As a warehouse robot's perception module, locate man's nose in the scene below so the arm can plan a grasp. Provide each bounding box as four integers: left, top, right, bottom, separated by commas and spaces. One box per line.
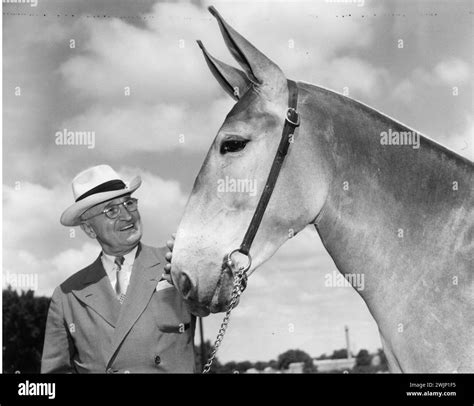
119, 206, 133, 220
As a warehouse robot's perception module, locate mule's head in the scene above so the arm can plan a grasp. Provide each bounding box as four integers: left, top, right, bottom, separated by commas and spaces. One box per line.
171, 7, 331, 315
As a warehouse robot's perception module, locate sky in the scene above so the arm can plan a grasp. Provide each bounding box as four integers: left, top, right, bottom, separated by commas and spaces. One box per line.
2, 0, 472, 363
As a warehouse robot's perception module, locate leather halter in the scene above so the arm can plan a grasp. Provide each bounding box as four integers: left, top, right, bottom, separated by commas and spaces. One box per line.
223, 79, 300, 281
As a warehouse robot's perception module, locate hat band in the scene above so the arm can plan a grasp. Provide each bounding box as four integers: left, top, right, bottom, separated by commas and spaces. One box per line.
75, 179, 126, 202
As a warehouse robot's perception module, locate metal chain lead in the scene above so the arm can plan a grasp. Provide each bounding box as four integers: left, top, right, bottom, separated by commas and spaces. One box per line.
202, 266, 248, 374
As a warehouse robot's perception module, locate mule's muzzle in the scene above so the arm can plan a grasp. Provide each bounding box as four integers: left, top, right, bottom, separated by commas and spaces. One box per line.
173, 266, 233, 314
172, 250, 250, 315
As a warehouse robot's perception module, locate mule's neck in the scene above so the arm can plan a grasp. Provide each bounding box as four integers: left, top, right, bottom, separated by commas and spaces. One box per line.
300, 82, 473, 317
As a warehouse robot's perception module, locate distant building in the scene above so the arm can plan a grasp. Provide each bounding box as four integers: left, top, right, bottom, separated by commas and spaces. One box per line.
313, 325, 356, 372
263, 366, 280, 373
313, 358, 356, 372
245, 326, 365, 374
244, 366, 281, 374
286, 362, 304, 373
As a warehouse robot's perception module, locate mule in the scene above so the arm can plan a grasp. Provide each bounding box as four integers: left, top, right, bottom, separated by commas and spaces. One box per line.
171, 6, 474, 372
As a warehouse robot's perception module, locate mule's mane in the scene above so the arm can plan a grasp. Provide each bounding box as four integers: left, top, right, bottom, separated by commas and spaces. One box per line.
297, 80, 473, 167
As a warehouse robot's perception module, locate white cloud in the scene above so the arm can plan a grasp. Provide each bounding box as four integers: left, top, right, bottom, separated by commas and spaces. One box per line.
320, 56, 389, 101
54, 0, 385, 160
434, 58, 470, 85
211, 0, 375, 60
3, 181, 72, 256
3, 243, 98, 297
440, 116, 474, 161
389, 65, 472, 161
392, 77, 416, 102
61, 99, 232, 156
392, 59, 471, 103
58, 12, 220, 104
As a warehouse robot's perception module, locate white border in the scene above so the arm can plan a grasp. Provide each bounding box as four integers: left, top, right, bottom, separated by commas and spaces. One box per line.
0, 0, 4, 374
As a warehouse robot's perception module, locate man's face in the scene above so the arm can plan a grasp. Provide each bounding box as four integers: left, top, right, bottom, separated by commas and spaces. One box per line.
81, 194, 143, 255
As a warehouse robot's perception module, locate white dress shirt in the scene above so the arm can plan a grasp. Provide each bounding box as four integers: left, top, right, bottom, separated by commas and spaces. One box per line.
101, 245, 139, 294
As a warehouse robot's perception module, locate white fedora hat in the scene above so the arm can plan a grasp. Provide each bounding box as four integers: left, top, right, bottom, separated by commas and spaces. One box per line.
60, 165, 141, 227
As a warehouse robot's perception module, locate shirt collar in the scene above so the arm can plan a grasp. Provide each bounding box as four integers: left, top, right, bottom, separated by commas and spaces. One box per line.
101, 244, 139, 269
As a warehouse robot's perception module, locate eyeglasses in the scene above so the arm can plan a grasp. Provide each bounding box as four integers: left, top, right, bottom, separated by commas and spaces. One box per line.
82, 198, 138, 221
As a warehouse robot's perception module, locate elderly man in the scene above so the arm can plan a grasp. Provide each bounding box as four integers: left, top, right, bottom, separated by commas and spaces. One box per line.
41, 165, 195, 373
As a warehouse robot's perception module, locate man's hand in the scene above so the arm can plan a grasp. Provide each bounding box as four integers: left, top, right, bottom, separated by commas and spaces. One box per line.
162, 233, 175, 284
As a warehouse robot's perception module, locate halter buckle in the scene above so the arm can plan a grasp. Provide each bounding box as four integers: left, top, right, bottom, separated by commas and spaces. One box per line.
285, 107, 300, 126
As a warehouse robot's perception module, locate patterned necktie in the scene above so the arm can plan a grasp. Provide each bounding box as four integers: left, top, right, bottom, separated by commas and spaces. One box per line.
114, 256, 126, 303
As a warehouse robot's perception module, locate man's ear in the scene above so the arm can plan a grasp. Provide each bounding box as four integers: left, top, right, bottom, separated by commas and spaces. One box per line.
80, 222, 97, 239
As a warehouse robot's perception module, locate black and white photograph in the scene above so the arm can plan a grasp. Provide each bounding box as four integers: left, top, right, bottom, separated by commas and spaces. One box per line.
1, 0, 473, 401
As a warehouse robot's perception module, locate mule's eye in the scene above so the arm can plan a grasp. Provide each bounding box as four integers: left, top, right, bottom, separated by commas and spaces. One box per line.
220, 139, 249, 154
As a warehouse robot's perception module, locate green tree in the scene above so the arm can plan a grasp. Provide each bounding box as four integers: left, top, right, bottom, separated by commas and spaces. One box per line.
220, 361, 238, 374
351, 349, 378, 373
376, 348, 389, 371
3, 287, 50, 373
330, 348, 349, 359
254, 361, 268, 371
355, 349, 372, 366
277, 349, 316, 373
235, 360, 253, 373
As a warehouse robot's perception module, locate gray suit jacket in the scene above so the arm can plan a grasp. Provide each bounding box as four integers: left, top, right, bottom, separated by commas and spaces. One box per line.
41, 244, 196, 373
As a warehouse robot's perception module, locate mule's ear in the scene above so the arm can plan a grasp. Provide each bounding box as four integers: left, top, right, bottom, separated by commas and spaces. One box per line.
208, 6, 286, 95
197, 40, 251, 101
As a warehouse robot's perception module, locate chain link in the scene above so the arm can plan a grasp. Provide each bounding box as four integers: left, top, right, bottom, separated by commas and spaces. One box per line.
202, 266, 248, 374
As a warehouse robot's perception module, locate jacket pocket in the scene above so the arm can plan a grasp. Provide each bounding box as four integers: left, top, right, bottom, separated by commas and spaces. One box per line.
153, 287, 192, 333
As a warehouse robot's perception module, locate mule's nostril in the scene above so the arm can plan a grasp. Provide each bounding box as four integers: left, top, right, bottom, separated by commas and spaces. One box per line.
179, 273, 193, 299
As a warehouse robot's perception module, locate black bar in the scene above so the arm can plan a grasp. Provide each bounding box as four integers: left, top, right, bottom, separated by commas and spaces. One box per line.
0, 373, 472, 404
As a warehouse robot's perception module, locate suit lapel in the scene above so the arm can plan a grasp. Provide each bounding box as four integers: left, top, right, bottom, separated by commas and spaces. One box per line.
107, 245, 162, 365
71, 256, 121, 327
